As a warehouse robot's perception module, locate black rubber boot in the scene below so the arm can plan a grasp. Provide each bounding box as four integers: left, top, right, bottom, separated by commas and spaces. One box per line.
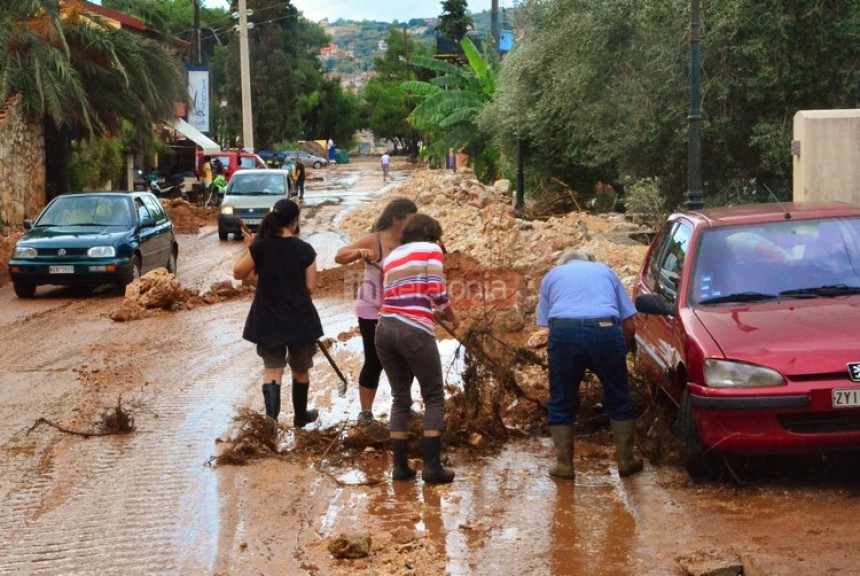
421, 436, 455, 484
261, 382, 280, 420
547, 425, 575, 479
391, 439, 417, 481
292, 379, 318, 428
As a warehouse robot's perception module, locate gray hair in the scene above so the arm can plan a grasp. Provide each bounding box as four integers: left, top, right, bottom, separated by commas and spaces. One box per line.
557, 249, 595, 266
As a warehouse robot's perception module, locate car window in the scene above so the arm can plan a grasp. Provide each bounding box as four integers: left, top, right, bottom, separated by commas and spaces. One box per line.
645, 222, 691, 304
39, 196, 131, 227
214, 156, 233, 169
691, 217, 860, 304
239, 156, 258, 168
141, 195, 166, 221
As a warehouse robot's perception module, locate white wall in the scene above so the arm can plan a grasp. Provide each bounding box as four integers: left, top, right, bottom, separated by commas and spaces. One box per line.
793, 109, 860, 204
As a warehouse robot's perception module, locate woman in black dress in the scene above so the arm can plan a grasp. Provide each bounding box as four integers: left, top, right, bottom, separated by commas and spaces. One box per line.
233, 199, 323, 428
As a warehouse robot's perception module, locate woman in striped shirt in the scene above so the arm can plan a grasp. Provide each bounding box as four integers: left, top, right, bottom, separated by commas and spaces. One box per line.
375, 214, 460, 484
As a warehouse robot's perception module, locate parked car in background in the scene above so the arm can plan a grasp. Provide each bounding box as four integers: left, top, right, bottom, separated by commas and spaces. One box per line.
218, 169, 291, 241
196, 150, 267, 181
8, 191, 178, 298
633, 202, 860, 479
282, 150, 328, 169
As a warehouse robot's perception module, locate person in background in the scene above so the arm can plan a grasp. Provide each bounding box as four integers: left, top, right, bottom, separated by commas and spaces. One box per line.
292, 157, 306, 199
282, 156, 296, 197
233, 199, 323, 430
536, 249, 643, 480
213, 158, 225, 177
381, 152, 391, 182
334, 198, 419, 426
202, 156, 213, 197
375, 214, 459, 484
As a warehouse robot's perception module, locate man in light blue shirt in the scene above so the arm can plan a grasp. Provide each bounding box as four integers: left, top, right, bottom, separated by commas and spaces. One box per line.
536, 249, 643, 480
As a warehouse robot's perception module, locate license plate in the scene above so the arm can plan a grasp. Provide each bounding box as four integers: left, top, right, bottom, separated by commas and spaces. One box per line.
49, 265, 74, 274
832, 388, 860, 408
243, 218, 261, 225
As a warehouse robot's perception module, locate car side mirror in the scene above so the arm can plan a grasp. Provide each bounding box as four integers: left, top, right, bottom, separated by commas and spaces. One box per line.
635, 293, 675, 316
23, 219, 33, 230
139, 217, 157, 229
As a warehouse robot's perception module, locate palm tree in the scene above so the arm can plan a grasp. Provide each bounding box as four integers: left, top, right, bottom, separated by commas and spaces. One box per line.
0, 0, 187, 197
404, 37, 498, 180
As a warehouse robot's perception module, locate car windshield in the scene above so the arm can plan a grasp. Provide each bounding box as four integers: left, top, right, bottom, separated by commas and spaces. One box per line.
691, 217, 860, 305
227, 174, 286, 195
36, 196, 132, 227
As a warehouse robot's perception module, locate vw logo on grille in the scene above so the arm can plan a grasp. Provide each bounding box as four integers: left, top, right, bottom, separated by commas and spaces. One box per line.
849, 362, 860, 382
57, 249, 66, 256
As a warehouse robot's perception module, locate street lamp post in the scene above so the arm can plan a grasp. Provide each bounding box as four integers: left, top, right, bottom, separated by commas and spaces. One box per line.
685, 0, 703, 210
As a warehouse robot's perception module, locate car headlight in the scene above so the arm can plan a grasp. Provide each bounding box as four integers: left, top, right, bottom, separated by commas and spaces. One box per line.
88, 246, 116, 257
221, 205, 234, 215
704, 359, 786, 388
13, 246, 37, 258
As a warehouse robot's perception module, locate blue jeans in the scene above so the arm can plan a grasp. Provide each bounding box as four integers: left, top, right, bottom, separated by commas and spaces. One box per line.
546, 323, 638, 425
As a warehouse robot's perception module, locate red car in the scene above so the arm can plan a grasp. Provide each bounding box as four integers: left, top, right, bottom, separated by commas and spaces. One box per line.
634, 202, 860, 479
196, 150, 267, 181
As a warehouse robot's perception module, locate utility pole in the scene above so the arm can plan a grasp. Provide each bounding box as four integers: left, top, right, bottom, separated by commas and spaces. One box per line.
193, 0, 201, 64
237, 0, 254, 151
685, 0, 703, 209
491, 0, 500, 56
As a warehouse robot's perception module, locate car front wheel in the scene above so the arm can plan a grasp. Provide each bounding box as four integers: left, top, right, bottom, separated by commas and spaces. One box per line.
166, 247, 178, 275
218, 230, 228, 241
131, 253, 142, 282
13, 282, 36, 298
678, 390, 724, 481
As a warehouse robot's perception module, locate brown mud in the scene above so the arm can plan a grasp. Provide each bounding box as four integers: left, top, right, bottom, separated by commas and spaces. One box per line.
0, 157, 857, 575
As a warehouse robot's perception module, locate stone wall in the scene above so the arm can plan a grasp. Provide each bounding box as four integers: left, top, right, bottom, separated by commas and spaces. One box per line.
0, 97, 45, 234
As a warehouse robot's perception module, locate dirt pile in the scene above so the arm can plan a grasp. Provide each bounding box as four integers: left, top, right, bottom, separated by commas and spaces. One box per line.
339, 168, 649, 324
0, 229, 23, 286
111, 268, 251, 322
161, 198, 215, 234
338, 167, 654, 451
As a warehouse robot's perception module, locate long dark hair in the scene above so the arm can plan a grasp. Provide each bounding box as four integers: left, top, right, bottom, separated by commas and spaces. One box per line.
255, 199, 300, 242
371, 197, 418, 232
400, 213, 443, 244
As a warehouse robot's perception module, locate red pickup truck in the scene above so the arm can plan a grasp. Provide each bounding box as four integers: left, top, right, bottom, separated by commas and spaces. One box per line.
196, 150, 267, 181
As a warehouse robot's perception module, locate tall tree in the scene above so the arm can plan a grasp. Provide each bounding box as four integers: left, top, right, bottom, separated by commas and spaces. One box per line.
363, 28, 430, 155
436, 0, 474, 42
0, 0, 187, 196
482, 0, 860, 206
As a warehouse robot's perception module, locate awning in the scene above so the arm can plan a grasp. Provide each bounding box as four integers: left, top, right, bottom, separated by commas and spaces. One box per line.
170, 118, 221, 154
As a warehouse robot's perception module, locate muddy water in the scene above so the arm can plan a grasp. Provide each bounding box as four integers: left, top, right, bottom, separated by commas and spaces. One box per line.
2, 161, 860, 575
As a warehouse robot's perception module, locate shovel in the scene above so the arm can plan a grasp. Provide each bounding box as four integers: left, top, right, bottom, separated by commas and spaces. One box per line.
318, 339, 349, 397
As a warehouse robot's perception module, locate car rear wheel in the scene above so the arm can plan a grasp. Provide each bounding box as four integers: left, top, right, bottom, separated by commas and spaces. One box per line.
13, 282, 36, 299
677, 390, 724, 481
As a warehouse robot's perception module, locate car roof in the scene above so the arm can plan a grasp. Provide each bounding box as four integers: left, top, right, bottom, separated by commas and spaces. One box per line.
675, 201, 860, 228
229, 169, 278, 176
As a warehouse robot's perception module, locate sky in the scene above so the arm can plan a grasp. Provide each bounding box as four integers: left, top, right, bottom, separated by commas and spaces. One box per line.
203, 0, 499, 24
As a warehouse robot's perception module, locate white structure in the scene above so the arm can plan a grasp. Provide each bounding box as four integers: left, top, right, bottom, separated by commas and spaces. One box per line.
793, 109, 860, 204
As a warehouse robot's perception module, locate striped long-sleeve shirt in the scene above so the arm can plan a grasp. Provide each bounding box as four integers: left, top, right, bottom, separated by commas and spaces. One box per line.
379, 241, 450, 335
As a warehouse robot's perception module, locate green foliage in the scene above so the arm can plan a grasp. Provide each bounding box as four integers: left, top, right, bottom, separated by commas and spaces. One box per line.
482, 0, 860, 206
69, 138, 124, 192
405, 37, 499, 181
623, 177, 671, 230
436, 0, 475, 42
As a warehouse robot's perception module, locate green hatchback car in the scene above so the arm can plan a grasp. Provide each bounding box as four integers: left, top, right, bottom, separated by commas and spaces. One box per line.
8, 191, 178, 298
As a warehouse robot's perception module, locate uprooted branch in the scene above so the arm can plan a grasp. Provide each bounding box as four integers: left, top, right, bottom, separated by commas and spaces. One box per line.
27, 397, 136, 437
